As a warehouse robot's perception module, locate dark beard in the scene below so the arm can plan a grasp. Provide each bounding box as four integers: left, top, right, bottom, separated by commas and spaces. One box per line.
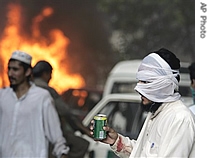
141, 101, 162, 113
10, 84, 18, 91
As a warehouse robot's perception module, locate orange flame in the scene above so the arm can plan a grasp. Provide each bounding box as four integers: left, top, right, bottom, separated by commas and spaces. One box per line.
0, 3, 85, 94
72, 89, 88, 107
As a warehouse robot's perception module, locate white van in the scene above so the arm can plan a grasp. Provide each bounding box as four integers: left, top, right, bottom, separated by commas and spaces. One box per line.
102, 60, 193, 106
77, 93, 146, 158
103, 60, 140, 97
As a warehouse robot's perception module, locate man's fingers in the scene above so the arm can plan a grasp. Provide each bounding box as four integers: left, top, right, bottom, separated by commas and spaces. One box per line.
103, 126, 109, 131
103, 126, 115, 133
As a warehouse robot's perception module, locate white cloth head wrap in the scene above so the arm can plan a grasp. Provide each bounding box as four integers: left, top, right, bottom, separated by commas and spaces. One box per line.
134, 53, 181, 102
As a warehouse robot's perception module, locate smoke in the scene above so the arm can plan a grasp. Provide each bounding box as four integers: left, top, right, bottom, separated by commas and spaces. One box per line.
0, 0, 116, 89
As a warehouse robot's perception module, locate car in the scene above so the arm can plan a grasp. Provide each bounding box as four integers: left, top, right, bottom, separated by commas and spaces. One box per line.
75, 93, 146, 158
61, 88, 103, 120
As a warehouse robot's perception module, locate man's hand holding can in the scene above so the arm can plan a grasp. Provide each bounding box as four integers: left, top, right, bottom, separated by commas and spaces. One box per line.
90, 114, 118, 145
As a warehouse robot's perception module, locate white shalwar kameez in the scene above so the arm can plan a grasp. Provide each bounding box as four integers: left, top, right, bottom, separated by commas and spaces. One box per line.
111, 100, 195, 158
0, 83, 69, 158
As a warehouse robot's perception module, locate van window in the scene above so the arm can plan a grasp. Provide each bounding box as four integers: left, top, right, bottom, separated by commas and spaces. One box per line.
98, 101, 146, 139
111, 82, 137, 94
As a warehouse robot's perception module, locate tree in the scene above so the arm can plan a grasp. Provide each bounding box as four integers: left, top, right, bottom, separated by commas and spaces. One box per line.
96, 0, 195, 61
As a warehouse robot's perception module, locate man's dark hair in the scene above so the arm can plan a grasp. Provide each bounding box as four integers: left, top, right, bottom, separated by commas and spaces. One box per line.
9, 59, 32, 71
153, 48, 181, 82
188, 62, 195, 84
33, 60, 53, 77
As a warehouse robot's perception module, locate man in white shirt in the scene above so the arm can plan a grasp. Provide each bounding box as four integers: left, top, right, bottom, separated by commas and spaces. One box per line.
90, 48, 195, 158
188, 62, 195, 114
0, 50, 69, 158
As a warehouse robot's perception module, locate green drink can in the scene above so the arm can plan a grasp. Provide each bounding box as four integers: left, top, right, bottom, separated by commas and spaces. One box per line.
93, 114, 107, 140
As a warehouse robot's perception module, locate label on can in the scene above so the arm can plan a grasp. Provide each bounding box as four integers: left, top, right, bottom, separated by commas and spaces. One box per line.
93, 114, 107, 140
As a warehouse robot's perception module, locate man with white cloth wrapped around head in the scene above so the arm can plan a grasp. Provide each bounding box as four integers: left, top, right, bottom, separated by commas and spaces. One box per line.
90, 48, 195, 158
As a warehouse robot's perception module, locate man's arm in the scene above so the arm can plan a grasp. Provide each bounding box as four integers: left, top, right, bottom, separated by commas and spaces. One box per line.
42, 94, 70, 158
60, 154, 68, 158
110, 134, 136, 158
90, 121, 136, 158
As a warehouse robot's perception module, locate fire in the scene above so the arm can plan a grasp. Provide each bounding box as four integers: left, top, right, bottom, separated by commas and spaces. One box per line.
72, 89, 88, 107
0, 3, 85, 94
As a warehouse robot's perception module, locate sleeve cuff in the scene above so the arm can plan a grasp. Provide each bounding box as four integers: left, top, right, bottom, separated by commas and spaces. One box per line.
110, 134, 120, 150
58, 146, 70, 158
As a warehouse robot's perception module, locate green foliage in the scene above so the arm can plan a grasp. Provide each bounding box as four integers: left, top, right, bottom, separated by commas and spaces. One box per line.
96, 0, 195, 61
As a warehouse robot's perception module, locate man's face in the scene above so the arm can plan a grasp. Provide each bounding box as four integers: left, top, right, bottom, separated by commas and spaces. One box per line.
42, 71, 52, 84
139, 93, 154, 112
8, 60, 27, 88
138, 81, 154, 112
191, 79, 195, 90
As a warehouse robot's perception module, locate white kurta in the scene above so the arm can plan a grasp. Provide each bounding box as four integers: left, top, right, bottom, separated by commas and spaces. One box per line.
111, 100, 195, 158
0, 83, 69, 158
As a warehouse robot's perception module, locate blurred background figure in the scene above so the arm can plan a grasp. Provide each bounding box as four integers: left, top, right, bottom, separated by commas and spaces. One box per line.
188, 62, 195, 114
33, 60, 90, 158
